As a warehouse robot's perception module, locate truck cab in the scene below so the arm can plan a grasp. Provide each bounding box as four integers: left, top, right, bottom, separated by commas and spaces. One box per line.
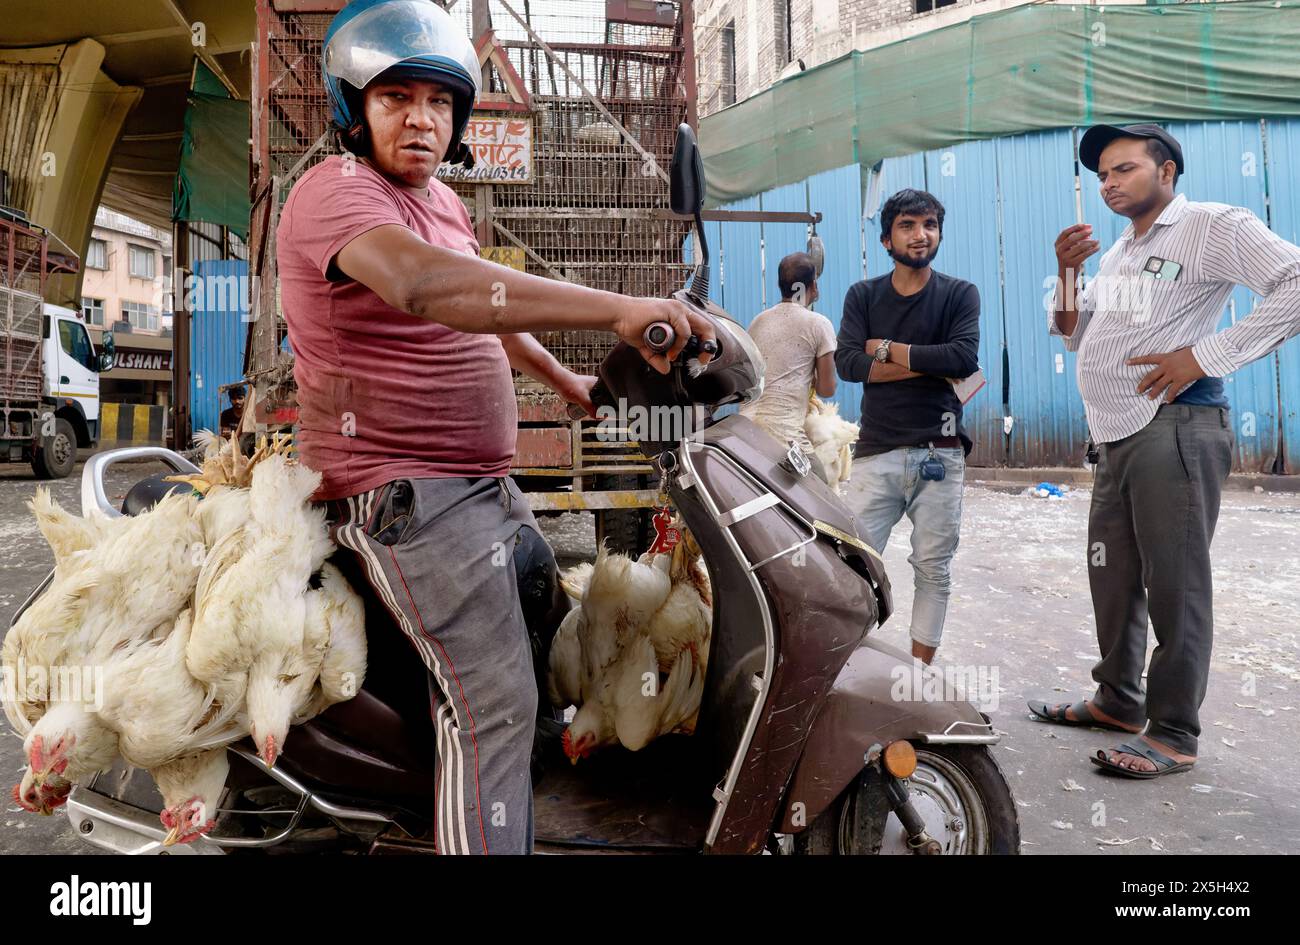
17, 305, 113, 478
37, 304, 115, 476
43, 303, 103, 419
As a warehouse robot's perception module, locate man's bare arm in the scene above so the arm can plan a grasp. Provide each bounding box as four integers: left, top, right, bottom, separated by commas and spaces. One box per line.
868, 361, 924, 383
813, 352, 837, 398
1053, 224, 1100, 337
500, 333, 594, 411
334, 224, 713, 373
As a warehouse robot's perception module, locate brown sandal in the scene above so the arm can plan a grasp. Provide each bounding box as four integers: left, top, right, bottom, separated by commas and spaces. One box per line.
1027, 699, 1141, 734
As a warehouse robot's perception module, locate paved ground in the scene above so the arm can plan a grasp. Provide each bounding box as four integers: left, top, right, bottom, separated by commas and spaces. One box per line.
2, 459, 1298, 854
839, 473, 1300, 856
545, 473, 1300, 855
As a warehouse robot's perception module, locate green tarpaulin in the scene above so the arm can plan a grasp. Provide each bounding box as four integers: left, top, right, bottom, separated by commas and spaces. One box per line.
173, 61, 250, 235
700, 1, 1300, 206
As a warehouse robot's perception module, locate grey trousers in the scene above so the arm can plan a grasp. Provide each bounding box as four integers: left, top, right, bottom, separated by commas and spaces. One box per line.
1087, 405, 1233, 756
327, 476, 539, 854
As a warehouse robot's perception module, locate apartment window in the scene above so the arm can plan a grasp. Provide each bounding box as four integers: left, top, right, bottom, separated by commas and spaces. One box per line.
81, 297, 105, 326
122, 300, 160, 332
915, 0, 958, 14
777, 0, 792, 65
128, 243, 156, 279
86, 238, 107, 270
721, 20, 736, 107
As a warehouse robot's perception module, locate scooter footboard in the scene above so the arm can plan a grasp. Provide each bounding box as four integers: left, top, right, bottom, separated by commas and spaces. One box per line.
777, 637, 998, 834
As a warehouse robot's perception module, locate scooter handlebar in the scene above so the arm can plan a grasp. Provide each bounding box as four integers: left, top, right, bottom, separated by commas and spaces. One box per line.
643, 321, 676, 353
643, 320, 719, 361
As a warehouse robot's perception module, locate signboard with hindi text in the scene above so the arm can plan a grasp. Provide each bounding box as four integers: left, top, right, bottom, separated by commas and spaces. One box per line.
438, 116, 533, 184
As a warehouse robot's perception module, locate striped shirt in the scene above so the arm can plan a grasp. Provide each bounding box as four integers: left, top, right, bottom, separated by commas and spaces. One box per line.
1050, 193, 1300, 443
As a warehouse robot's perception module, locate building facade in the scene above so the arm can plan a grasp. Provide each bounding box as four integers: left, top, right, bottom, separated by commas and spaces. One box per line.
693, 0, 1148, 118
80, 207, 174, 408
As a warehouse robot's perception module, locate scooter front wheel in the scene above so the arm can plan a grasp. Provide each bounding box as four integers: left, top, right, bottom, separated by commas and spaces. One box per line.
794, 745, 1020, 855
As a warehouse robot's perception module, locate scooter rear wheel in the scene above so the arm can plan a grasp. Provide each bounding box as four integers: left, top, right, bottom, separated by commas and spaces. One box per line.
793, 745, 1019, 855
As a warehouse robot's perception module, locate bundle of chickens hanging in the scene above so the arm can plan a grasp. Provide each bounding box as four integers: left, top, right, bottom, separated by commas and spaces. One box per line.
547, 510, 712, 763
805, 391, 859, 494
1, 430, 367, 846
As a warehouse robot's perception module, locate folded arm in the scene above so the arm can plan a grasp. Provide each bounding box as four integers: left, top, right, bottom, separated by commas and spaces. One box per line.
837, 286, 926, 383
904, 283, 981, 378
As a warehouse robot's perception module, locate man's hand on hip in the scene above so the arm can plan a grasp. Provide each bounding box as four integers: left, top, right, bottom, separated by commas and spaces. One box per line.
614, 298, 717, 375
1127, 347, 1207, 403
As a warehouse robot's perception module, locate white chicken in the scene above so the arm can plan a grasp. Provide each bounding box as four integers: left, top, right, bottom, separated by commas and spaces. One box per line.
5, 432, 368, 844
186, 454, 336, 767
551, 527, 712, 762
293, 563, 370, 723
545, 606, 584, 712
7, 487, 205, 809
153, 749, 232, 846
81, 607, 244, 844
805, 392, 859, 493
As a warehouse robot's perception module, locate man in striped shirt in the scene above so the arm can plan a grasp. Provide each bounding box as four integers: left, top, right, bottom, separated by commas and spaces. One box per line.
1029, 124, 1300, 779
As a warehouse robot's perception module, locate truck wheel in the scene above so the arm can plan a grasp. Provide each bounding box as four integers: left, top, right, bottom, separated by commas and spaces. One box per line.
793, 745, 1020, 855
31, 418, 77, 479
593, 474, 653, 556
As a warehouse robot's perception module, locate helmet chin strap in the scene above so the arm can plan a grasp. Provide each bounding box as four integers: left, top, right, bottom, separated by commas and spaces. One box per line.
346, 121, 368, 155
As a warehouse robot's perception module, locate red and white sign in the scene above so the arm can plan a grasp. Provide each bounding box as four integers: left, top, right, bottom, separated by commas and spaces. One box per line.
438, 116, 533, 184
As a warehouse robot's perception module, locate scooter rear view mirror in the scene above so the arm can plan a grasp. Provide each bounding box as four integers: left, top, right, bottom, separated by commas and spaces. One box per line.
670, 123, 705, 216
670, 124, 711, 304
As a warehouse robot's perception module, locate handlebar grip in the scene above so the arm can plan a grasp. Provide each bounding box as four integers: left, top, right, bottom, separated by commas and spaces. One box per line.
643, 321, 676, 354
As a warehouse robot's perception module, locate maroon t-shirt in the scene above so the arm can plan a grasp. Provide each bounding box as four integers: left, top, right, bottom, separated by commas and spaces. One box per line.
277, 156, 517, 500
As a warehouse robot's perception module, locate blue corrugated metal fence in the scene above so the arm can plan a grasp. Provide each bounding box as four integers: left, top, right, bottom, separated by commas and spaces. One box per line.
189, 259, 250, 437
706, 119, 1300, 472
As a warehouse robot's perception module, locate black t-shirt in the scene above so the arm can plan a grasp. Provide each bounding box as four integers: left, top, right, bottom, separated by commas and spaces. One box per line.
834, 270, 981, 457
219, 406, 241, 433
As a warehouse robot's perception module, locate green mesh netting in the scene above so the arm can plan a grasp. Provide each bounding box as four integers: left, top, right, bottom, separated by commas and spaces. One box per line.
701, 1, 1300, 206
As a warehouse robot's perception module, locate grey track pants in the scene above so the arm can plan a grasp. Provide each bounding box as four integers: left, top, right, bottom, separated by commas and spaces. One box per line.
326, 476, 539, 854
1087, 404, 1233, 756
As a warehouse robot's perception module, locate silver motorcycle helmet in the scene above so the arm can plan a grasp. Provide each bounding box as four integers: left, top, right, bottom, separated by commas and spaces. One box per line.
323, 0, 481, 161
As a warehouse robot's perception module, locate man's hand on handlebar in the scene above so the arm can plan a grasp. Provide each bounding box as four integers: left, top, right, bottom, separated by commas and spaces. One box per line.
615, 298, 717, 375
557, 371, 598, 419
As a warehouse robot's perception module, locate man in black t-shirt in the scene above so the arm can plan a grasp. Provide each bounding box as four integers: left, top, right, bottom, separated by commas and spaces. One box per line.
835, 189, 980, 664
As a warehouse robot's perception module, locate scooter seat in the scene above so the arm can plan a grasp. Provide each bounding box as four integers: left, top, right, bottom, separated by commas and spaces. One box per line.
120, 472, 197, 515
312, 686, 434, 773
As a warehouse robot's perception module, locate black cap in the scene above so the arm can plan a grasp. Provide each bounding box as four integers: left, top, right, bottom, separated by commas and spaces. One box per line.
1078, 123, 1184, 175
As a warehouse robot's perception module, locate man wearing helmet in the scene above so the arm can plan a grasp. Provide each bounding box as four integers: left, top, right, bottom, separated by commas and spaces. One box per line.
276, 0, 714, 855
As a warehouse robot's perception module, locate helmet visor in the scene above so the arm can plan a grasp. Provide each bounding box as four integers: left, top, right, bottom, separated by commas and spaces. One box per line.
325, 0, 480, 96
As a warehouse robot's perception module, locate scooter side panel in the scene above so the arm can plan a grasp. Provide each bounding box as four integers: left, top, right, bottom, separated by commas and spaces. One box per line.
686, 442, 878, 854
704, 414, 862, 543
776, 638, 993, 834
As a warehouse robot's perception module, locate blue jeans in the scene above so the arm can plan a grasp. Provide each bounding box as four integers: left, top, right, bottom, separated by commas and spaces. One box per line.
846, 447, 965, 648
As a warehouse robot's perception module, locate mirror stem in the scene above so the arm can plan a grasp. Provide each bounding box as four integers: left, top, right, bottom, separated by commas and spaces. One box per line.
688, 209, 710, 304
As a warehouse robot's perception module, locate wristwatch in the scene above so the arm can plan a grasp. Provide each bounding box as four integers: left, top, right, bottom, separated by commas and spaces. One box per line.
873, 339, 893, 364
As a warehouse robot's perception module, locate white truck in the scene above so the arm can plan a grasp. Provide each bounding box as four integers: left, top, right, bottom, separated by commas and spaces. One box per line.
1, 212, 113, 478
